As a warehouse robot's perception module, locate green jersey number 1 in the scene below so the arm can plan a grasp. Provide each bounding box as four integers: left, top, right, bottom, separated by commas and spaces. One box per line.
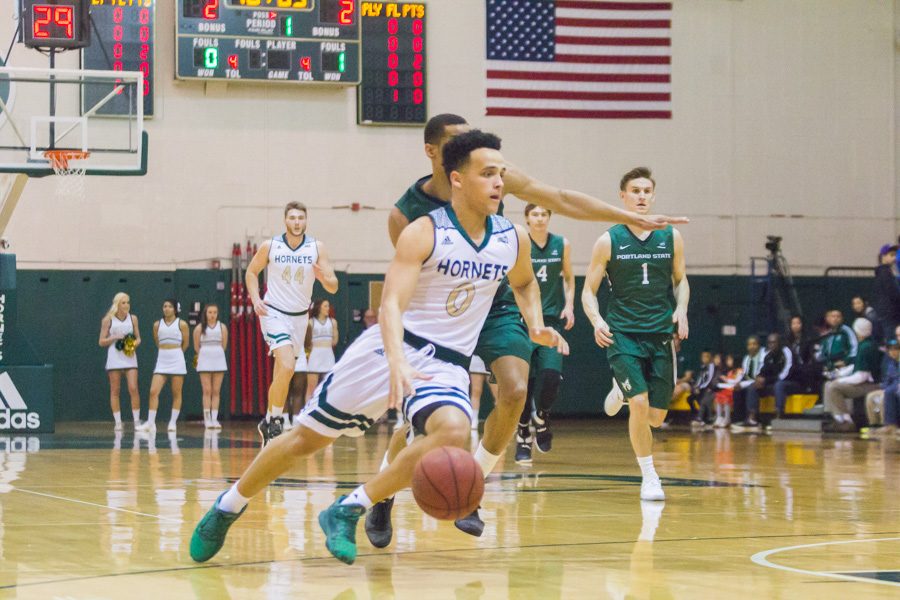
641, 263, 649, 285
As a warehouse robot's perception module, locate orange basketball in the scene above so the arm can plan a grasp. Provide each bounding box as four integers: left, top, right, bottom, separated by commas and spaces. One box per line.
412, 446, 485, 520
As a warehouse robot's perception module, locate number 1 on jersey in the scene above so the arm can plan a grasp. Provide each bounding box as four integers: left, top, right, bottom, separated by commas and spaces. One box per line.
641, 262, 649, 285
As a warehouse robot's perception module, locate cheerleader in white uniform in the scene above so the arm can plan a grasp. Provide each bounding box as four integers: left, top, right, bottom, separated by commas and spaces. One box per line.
147, 299, 190, 433
194, 303, 228, 429
305, 299, 338, 402
98, 292, 143, 431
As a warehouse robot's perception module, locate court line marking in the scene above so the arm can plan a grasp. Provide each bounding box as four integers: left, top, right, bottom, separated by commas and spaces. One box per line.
12, 488, 182, 523
4, 529, 900, 591
750, 536, 900, 588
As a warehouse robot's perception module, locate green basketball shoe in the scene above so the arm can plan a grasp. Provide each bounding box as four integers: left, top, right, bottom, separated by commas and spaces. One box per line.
190, 493, 247, 563
318, 496, 366, 565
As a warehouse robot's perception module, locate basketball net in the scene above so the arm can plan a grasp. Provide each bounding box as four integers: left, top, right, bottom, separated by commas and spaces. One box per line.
43, 149, 90, 200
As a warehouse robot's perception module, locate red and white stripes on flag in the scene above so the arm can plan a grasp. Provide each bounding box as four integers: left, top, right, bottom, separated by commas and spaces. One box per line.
485, 0, 672, 119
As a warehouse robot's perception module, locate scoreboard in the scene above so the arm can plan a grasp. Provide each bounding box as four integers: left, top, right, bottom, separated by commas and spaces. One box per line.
357, 2, 426, 126
82, 0, 155, 116
175, 0, 360, 84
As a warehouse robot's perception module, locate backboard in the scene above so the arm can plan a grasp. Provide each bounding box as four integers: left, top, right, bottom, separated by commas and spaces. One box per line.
0, 66, 147, 178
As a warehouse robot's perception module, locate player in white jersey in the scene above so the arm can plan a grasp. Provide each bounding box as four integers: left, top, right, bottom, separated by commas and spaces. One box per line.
245, 202, 339, 447
190, 130, 567, 565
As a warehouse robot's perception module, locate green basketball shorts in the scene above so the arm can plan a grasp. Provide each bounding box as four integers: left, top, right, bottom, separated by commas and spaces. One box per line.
606, 331, 675, 410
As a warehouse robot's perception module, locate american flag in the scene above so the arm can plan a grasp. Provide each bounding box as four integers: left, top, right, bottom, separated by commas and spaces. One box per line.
486, 0, 672, 119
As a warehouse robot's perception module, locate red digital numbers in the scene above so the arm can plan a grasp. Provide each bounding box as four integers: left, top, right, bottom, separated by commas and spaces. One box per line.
32, 5, 74, 39
204, 0, 219, 20
339, 0, 354, 25
382, 16, 424, 105
411, 18, 423, 105
299, 56, 312, 71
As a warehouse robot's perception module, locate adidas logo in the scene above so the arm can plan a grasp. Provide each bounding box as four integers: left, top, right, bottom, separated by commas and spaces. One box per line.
551, 249, 558, 256
373, 348, 386, 356
0, 373, 40, 430
498, 235, 509, 244
442, 236, 453, 246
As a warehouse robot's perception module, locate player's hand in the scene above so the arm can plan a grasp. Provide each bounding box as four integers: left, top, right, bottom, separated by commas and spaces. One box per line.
673, 308, 689, 340
252, 298, 268, 317
560, 306, 575, 330
313, 262, 324, 281
529, 327, 569, 356
592, 321, 614, 348
632, 213, 690, 230
388, 360, 433, 409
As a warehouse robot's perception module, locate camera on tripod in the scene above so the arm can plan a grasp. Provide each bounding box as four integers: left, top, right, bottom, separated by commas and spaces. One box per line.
765, 235, 782, 254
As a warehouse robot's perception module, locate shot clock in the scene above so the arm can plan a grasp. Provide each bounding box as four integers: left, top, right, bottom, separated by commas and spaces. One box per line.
19, 0, 92, 49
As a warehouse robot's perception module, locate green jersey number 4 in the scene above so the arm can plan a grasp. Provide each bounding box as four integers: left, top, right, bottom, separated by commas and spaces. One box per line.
536, 265, 548, 282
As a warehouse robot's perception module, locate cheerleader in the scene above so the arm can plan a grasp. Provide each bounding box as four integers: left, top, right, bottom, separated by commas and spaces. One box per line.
304, 299, 338, 402
98, 292, 143, 431
147, 299, 190, 433
194, 303, 229, 429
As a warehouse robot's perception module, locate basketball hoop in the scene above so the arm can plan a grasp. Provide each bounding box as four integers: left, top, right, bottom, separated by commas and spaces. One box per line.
43, 149, 90, 199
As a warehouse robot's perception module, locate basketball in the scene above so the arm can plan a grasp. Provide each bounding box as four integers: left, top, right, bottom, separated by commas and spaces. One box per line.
412, 446, 485, 520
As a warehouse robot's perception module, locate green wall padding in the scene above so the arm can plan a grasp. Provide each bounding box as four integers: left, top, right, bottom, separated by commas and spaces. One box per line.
16, 269, 874, 421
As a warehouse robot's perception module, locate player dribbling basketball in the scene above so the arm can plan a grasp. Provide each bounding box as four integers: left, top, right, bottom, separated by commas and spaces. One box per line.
189, 130, 567, 565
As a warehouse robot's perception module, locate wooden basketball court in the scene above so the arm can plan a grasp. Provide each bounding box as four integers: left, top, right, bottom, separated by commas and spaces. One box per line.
1, 421, 898, 598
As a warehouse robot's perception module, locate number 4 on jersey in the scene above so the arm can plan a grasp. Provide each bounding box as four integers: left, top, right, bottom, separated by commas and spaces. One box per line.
536, 265, 548, 282
281, 266, 305, 286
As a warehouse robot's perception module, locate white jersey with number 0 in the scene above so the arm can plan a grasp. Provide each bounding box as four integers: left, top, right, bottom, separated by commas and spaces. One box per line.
402, 207, 518, 356
264, 233, 318, 314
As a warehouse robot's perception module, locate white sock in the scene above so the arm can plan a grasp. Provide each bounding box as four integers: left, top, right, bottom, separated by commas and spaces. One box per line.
169, 409, 180, 424
271, 406, 284, 418
211, 409, 219, 422
148, 409, 157, 423
218, 484, 250, 514
113, 412, 122, 425
266, 410, 272, 422
203, 409, 211, 424
380, 452, 390, 472
637, 455, 657, 478
293, 412, 302, 424
473, 443, 501, 479
341, 485, 374, 509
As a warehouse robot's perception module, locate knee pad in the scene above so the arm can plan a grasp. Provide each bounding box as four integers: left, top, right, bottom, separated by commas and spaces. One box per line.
537, 369, 563, 411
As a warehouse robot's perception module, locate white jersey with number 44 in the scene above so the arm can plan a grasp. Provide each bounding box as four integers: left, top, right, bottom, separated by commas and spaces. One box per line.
264, 234, 317, 313
402, 207, 518, 356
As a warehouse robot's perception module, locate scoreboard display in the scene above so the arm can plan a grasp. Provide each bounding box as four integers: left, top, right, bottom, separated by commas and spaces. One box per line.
358, 2, 426, 126
82, 0, 155, 116
175, 0, 360, 84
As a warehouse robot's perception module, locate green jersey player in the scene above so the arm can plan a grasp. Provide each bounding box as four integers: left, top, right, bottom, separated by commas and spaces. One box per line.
514, 204, 574, 465
582, 167, 690, 502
